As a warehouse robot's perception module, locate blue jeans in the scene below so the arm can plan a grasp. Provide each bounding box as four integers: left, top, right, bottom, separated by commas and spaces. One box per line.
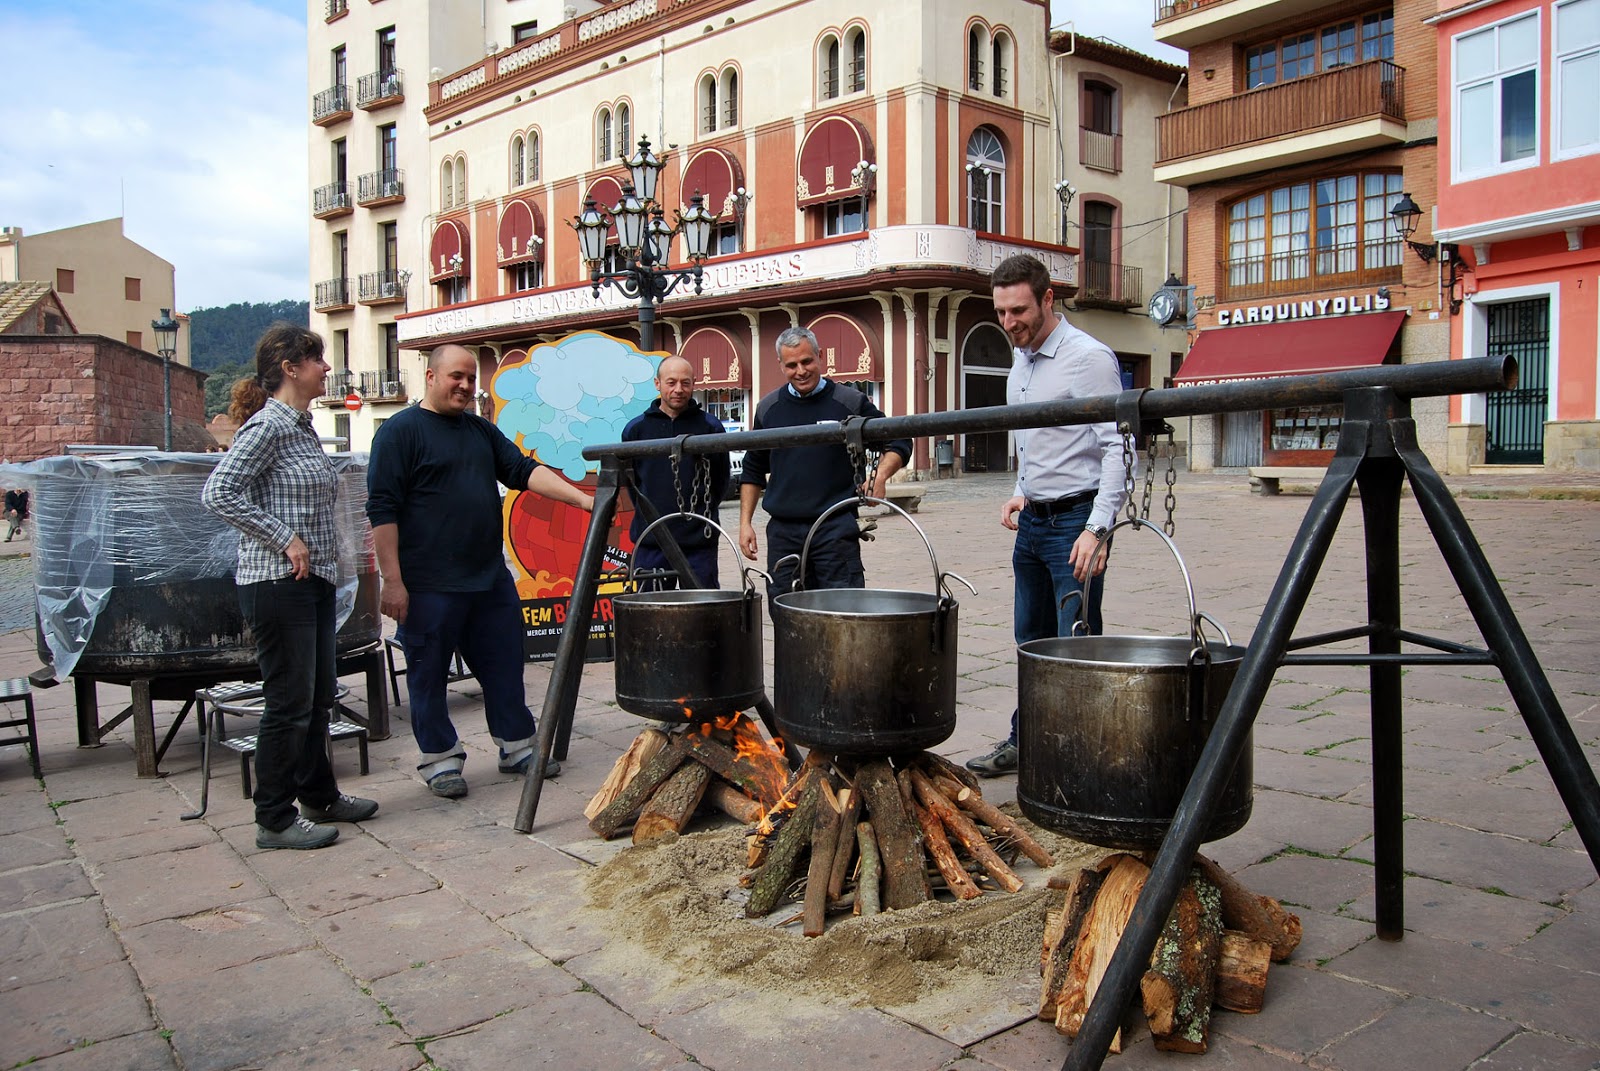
401, 568, 535, 779
1008, 504, 1105, 744
239, 577, 340, 831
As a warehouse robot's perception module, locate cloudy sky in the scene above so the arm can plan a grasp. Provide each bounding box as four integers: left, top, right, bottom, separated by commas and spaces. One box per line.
0, 1, 1180, 313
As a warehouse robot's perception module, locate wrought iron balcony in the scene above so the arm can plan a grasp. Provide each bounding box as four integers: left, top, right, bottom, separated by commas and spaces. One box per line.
356, 68, 404, 109
1156, 60, 1405, 183
1075, 260, 1142, 309
358, 369, 407, 402
312, 182, 352, 219
320, 369, 354, 404
357, 269, 406, 305
312, 84, 350, 126
325, 0, 347, 19
314, 277, 352, 311
356, 170, 404, 207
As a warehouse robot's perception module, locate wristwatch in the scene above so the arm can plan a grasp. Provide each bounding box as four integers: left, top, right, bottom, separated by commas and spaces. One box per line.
1085, 523, 1109, 540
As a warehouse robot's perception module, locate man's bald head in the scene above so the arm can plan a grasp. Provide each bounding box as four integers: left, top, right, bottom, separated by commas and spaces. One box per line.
656, 355, 695, 419
429, 343, 473, 372
423, 345, 477, 416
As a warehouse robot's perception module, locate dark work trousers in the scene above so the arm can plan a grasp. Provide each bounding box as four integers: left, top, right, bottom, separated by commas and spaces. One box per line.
632, 541, 720, 590
239, 576, 340, 832
765, 512, 865, 605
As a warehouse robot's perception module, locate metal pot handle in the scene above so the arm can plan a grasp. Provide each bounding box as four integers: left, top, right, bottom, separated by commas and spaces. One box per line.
1072, 519, 1227, 653
792, 494, 957, 600
627, 511, 767, 593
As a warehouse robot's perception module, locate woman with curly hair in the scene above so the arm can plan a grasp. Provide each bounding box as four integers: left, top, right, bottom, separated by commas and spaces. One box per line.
202, 323, 378, 849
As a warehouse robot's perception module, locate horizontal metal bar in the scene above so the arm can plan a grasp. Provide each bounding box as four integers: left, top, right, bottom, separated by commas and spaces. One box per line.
1280, 652, 1498, 666
583, 356, 1516, 461
1392, 628, 1487, 655
1286, 625, 1375, 649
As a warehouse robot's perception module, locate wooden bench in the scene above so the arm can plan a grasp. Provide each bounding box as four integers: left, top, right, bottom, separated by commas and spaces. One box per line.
1248, 467, 1328, 495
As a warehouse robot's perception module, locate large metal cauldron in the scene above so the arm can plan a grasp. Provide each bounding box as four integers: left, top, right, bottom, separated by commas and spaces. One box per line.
1017, 522, 1252, 850
612, 513, 765, 721
772, 497, 974, 756
27, 451, 379, 682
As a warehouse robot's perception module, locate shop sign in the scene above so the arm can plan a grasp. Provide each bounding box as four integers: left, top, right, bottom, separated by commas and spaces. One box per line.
1216, 291, 1390, 327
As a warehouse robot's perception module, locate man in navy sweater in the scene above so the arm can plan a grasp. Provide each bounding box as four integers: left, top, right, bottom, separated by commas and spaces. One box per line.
737, 326, 911, 598
621, 355, 730, 588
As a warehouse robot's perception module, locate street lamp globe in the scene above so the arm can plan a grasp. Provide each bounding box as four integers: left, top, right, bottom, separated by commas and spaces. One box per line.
646, 206, 674, 266
614, 184, 648, 255
623, 135, 666, 203
572, 198, 609, 265
1389, 192, 1422, 242
677, 193, 716, 262
150, 307, 180, 452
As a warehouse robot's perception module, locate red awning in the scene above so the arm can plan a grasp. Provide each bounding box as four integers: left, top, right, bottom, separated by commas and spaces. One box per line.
796, 115, 873, 208
682, 148, 744, 218
1173, 310, 1406, 386
497, 199, 545, 264
585, 176, 625, 239
429, 220, 469, 280
807, 312, 879, 382
680, 326, 748, 388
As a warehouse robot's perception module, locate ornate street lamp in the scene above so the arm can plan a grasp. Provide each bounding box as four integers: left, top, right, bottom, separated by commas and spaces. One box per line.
1054, 179, 1077, 246
151, 307, 180, 451
572, 135, 718, 351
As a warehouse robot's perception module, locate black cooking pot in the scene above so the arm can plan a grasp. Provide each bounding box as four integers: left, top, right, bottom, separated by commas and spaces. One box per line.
772, 496, 974, 756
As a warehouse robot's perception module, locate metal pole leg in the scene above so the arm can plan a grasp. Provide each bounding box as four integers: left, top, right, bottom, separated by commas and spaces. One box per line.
1064, 436, 1365, 1071
1395, 423, 1600, 870
515, 459, 622, 833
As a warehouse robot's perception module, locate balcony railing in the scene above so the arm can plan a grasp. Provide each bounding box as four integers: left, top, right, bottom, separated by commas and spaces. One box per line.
358, 269, 406, 305
356, 169, 404, 206
1076, 260, 1142, 309
312, 182, 352, 218
312, 84, 350, 125
1157, 60, 1404, 166
1218, 240, 1403, 301
325, 0, 347, 19
314, 277, 352, 311
358, 370, 407, 401
1080, 128, 1121, 173
356, 68, 404, 109
321, 370, 354, 403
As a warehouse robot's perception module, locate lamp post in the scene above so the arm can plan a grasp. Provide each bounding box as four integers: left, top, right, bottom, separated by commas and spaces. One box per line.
1390, 191, 1470, 314
731, 185, 751, 252
151, 308, 180, 451
1054, 179, 1077, 246
850, 159, 877, 231
573, 135, 716, 351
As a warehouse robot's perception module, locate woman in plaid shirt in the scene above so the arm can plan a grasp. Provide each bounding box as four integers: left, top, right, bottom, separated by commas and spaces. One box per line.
202, 324, 379, 850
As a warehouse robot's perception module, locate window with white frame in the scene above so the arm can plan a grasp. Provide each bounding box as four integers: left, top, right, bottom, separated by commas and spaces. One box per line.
992, 31, 1010, 97
441, 159, 455, 209
1556, 0, 1600, 158
968, 26, 986, 91
453, 153, 465, 206
617, 102, 631, 155
820, 34, 841, 99
508, 261, 543, 292
700, 74, 718, 134
846, 26, 866, 93
1454, 12, 1540, 178
597, 107, 613, 163
510, 136, 525, 188
965, 127, 1005, 232
1224, 170, 1403, 295
822, 200, 865, 236
510, 131, 539, 186
721, 67, 739, 127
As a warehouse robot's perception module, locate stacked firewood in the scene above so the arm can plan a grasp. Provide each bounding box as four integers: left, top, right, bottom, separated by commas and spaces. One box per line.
1040, 852, 1302, 1054
586, 714, 790, 843
741, 752, 1056, 936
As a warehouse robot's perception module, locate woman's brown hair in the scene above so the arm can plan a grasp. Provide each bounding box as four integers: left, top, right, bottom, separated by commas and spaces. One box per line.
228, 323, 326, 424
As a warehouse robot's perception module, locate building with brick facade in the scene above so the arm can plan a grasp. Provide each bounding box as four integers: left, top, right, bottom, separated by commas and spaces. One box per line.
1431, 0, 1600, 472
306, 0, 1188, 470
1153, 0, 1449, 473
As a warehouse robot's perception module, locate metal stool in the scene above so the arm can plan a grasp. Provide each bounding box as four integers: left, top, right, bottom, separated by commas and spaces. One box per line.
0, 677, 42, 778
382, 636, 472, 706
180, 681, 368, 820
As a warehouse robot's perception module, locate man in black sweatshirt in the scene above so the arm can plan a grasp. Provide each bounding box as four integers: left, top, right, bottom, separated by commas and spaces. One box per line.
737, 326, 911, 598
621, 355, 730, 588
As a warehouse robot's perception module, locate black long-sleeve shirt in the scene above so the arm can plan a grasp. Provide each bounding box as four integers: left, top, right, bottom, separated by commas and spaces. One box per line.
620, 398, 730, 550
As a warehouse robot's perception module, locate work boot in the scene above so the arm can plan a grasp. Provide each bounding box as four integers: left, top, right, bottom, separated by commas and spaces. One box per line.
499, 753, 561, 778
256, 816, 340, 850
300, 793, 379, 823
965, 740, 1019, 778
427, 771, 469, 799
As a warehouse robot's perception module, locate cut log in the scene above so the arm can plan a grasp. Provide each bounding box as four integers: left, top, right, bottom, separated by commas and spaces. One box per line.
632, 762, 713, 845
1140, 870, 1223, 1054
802, 779, 844, 937
826, 787, 861, 902
1195, 854, 1303, 962
679, 728, 785, 809
584, 728, 669, 820
926, 770, 972, 803
855, 821, 882, 916
947, 788, 1054, 869
1055, 853, 1152, 1052
744, 775, 821, 918
909, 791, 981, 900
1039, 865, 1107, 1021
855, 759, 931, 909
919, 751, 983, 794
909, 768, 1024, 893
1214, 930, 1272, 1014
588, 742, 689, 840
706, 781, 765, 825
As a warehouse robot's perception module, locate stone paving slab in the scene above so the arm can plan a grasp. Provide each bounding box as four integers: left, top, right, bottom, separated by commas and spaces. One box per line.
1318, 994, 1519, 1070
422, 989, 691, 1071
310, 886, 512, 981
1343, 820, 1596, 903
117, 897, 318, 987
1469, 1030, 1600, 1070
0, 898, 127, 990
370, 941, 578, 1042
24, 1030, 181, 1071
91, 841, 271, 929
654, 996, 964, 1071
0, 959, 154, 1067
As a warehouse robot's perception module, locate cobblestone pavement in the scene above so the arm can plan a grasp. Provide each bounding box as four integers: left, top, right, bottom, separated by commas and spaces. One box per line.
0, 469, 1597, 1071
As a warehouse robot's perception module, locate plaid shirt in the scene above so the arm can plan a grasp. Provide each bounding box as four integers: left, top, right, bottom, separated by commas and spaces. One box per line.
202, 398, 340, 586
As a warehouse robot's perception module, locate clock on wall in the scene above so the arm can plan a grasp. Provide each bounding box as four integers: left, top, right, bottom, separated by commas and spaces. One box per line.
1148, 287, 1180, 326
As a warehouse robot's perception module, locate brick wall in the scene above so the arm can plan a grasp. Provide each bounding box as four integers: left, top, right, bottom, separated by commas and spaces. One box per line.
0, 335, 211, 461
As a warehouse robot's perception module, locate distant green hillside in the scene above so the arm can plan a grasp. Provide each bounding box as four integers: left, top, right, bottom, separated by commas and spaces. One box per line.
187, 300, 310, 417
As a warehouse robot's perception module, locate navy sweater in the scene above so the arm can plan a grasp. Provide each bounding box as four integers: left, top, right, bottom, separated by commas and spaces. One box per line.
620, 399, 730, 550
740, 380, 910, 520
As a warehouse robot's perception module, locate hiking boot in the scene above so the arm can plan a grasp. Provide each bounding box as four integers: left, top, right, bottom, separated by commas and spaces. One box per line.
427, 772, 469, 799
499, 753, 561, 778
256, 816, 340, 850
300, 793, 379, 824
965, 740, 1019, 778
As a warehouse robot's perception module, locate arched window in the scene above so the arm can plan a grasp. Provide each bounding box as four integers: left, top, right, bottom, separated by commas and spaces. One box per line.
441, 159, 454, 209
453, 154, 466, 206
847, 26, 866, 93
700, 74, 718, 134
820, 34, 840, 99
968, 26, 986, 91
528, 131, 540, 182
720, 67, 739, 128
597, 107, 613, 163
617, 102, 631, 156
510, 135, 525, 188
965, 127, 1005, 232
991, 31, 1010, 97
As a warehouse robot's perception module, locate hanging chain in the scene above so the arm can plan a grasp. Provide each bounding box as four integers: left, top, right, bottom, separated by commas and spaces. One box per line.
1162, 422, 1178, 536
1119, 422, 1140, 527
669, 450, 685, 513
1141, 436, 1157, 523
866, 447, 882, 501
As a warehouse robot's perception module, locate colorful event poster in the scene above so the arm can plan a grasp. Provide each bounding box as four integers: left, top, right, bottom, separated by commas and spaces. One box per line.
489, 331, 662, 660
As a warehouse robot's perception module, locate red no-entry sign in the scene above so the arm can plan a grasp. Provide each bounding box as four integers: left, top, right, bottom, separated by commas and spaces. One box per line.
344, 392, 362, 412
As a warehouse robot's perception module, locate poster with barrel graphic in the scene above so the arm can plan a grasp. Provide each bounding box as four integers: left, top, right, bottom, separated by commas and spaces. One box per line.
489, 331, 663, 660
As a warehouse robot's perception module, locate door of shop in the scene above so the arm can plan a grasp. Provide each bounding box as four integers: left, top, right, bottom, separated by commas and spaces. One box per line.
1484, 297, 1549, 465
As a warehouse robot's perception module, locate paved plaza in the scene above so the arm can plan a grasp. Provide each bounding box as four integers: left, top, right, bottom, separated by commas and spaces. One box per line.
1, 468, 1597, 1071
